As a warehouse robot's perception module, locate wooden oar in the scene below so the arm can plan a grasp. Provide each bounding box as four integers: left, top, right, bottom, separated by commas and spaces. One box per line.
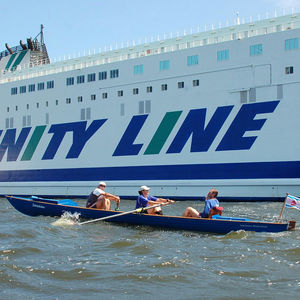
78, 203, 165, 225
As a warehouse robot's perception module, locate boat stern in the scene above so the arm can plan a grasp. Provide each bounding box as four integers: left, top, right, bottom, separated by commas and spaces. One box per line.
288, 220, 297, 230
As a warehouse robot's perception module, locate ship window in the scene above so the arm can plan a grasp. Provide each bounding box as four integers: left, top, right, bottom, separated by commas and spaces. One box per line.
187, 55, 198, 66
134, 64, 144, 75
138, 100, 151, 114
11, 87, 18, 95
15, 106, 18, 111
277, 84, 283, 99
285, 38, 299, 50
36, 103, 39, 108
240, 91, 247, 103
139, 101, 144, 114
217, 49, 229, 61
56, 100, 59, 105
66, 77, 74, 86
145, 100, 151, 113
29, 84, 35, 92
110, 69, 119, 78
102, 92, 108, 99
86, 108, 91, 120
47, 80, 54, 89
6, 118, 13, 128
88, 73, 96, 82
77, 75, 85, 84
23, 115, 31, 126
120, 103, 125, 116
133, 88, 139, 95
38, 82, 44, 90
26, 104, 29, 110
118, 90, 123, 97
6, 107, 9, 112
249, 88, 256, 102
285, 66, 294, 74
78, 96, 83, 102
20, 85, 26, 93
46, 101, 49, 107
161, 84, 167, 91
146, 86, 152, 93
91, 94, 96, 100
99, 71, 107, 80
193, 79, 199, 86
81, 108, 91, 120
66, 98, 71, 104
46, 113, 49, 124
160, 60, 170, 71
80, 108, 85, 120
178, 81, 184, 89
250, 44, 263, 56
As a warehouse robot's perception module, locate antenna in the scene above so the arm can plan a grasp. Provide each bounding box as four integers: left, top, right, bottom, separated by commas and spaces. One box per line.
236, 11, 240, 25
40, 24, 44, 44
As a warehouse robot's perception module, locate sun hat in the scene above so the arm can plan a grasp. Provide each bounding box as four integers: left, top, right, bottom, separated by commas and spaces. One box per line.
98, 181, 106, 186
139, 185, 150, 192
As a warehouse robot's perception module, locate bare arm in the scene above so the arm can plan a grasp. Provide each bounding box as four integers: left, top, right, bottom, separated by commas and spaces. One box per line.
157, 198, 175, 204
102, 192, 120, 203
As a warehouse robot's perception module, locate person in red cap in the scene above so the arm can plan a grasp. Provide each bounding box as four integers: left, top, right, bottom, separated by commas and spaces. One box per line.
136, 185, 174, 215
86, 181, 120, 210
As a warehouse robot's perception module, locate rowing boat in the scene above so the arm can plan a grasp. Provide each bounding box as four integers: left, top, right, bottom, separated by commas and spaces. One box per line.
6, 196, 296, 234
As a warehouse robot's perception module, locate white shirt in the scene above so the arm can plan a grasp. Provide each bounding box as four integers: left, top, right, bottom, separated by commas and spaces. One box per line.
93, 188, 105, 197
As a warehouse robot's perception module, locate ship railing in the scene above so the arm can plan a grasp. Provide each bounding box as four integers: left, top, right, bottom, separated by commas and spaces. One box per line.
0, 14, 299, 84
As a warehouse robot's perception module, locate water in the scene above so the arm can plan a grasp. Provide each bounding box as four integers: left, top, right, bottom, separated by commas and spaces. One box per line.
1, 198, 299, 299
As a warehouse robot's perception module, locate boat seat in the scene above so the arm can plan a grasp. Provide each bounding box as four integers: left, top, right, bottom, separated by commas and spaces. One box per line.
208, 206, 223, 219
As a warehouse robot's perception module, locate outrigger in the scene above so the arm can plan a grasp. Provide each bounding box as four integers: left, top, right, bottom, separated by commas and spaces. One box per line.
6, 195, 296, 234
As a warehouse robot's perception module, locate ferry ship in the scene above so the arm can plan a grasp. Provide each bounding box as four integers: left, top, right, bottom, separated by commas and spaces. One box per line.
0, 15, 299, 201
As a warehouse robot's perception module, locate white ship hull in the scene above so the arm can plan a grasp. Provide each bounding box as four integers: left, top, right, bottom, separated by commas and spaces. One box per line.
0, 15, 299, 200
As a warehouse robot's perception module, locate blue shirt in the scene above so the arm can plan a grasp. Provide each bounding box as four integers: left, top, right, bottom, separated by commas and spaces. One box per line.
136, 195, 157, 209
200, 198, 219, 218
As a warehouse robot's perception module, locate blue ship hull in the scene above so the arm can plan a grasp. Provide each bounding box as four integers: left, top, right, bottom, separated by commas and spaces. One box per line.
6, 196, 292, 234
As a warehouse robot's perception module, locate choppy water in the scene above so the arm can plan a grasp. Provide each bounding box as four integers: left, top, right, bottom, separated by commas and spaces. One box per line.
1, 198, 299, 300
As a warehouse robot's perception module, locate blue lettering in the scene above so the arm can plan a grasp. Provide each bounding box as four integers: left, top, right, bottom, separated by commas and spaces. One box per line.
0, 127, 31, 161
216, 101, 280, 151
113, 115, 148, 156
42, 120, 106, 160
167, 106, 233, 153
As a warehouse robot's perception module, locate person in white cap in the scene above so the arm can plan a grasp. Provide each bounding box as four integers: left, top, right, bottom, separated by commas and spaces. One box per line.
136, 185, 174, 215
86, 181, 120, 210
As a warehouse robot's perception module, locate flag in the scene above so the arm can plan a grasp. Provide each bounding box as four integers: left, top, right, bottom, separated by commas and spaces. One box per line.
286, 195, 300, 210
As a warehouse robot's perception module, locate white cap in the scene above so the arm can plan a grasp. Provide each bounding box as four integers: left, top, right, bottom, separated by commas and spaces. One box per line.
98, 181, 106, 186
139, 185, 150, 192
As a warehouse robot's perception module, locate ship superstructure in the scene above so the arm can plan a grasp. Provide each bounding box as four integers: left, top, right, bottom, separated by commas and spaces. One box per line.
0, 15, 299, 200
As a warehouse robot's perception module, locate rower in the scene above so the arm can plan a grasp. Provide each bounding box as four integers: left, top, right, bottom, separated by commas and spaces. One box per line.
86, 181, 120, 210
136, 185, 175, 215
182, 188, 222, 218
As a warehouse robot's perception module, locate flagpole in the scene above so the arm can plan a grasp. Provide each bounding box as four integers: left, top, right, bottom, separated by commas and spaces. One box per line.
278, 193, 288, 222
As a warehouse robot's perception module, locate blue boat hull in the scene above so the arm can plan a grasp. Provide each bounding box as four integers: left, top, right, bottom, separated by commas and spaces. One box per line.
6, 196, 291, 234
